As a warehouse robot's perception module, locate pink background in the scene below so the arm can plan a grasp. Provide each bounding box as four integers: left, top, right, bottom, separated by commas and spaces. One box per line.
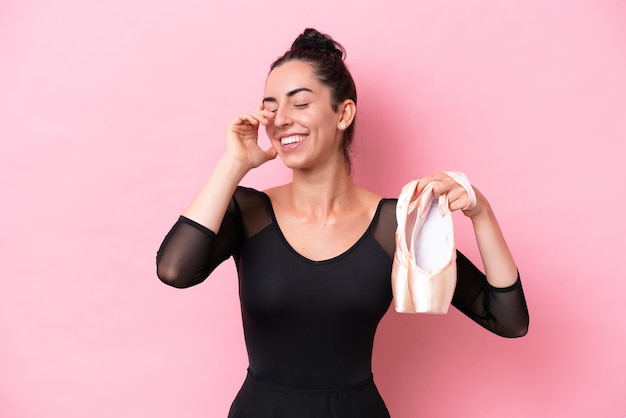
1, 0, 625, 417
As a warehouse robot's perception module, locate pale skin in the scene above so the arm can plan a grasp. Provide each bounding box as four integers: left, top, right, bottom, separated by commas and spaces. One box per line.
183, 60, 518, 288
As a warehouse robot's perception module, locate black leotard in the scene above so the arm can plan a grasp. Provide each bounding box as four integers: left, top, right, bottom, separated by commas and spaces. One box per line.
156, 186, 529, 390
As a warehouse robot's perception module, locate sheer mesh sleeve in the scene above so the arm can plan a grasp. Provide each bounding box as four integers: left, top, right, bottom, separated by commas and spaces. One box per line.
370, 199, 398, 260
373, 199, 529, 338
452, 251, 529, 338
156, 197, 242, 288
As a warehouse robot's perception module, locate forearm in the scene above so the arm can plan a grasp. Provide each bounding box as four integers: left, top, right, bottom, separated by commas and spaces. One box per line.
182, 155, 251, 232
158, 155, 247, 287
468, 200, 518, 288
453, 251, 528, 337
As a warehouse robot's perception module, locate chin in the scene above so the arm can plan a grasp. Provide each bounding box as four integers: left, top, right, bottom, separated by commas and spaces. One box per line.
279, 157, 312, 171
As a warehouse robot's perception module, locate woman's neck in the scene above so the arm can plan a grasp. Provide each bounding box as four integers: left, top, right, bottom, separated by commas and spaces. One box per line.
287, 164, 357, 220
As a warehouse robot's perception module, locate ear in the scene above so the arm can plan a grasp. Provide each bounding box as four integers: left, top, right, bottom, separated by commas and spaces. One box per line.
337, 99, 356, 130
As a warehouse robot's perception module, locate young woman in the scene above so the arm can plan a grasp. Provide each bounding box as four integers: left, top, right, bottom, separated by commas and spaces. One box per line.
156, 28, 529, 418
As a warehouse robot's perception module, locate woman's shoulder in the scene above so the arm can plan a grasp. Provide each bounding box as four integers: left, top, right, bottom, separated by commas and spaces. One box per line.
232, 186, 274, 237
233, 186, 273, 213
261, 183, 288, 200
234, 185, 265, 198
355, 186, 396, 214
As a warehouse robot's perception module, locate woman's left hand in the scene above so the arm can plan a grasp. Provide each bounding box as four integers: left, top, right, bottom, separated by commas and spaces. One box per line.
416, 171, 519, 288
414, 172, 486, 218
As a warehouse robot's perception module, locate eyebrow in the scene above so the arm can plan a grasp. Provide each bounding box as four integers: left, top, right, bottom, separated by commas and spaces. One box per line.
262, 87, 313, 103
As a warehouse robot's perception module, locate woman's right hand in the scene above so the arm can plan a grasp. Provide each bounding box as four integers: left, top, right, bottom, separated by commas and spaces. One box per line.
181, 108, 277, 230
225, 108, 277, 170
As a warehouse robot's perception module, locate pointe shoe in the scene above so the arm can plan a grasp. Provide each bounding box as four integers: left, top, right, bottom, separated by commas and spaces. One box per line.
391, 172, 475, 314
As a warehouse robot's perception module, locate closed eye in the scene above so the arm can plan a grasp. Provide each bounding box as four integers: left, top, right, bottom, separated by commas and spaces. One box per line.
263, 105, 278, 113
294, 103, 309, 108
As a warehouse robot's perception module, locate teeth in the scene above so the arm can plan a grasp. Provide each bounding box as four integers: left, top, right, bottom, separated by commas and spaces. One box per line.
281, 135, 306, 146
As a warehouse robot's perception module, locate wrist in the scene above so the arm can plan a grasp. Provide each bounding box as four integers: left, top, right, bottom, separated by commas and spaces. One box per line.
218, 154, 254, 176
465, 199, 493, 222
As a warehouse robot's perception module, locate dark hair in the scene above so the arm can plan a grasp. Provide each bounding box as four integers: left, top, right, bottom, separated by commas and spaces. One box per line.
270, 28, 358, 172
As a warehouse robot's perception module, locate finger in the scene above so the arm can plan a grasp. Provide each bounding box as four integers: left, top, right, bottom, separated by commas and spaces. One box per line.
259, 111, 276, 125
431, 178, 457, 197
264, 146, 278, 160
249, 110, 276, 126
448, 190, 469, 211
231, 114, 259, 127
414, 177, 433, 197
416, 172, 451, 196
447, 186, 465, 203
238, 112, 271, 130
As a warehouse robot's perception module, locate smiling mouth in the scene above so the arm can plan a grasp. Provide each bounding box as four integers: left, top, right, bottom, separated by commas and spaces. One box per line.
280, 135, 307, 146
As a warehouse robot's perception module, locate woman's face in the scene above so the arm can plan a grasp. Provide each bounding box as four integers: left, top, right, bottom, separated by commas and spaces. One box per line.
263, 60, 344, 171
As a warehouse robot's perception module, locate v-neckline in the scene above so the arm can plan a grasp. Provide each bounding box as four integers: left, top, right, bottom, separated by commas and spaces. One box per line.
259, 191, 386, 265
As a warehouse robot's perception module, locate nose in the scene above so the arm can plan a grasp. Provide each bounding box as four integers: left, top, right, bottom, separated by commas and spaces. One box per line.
273, 106, 293, 128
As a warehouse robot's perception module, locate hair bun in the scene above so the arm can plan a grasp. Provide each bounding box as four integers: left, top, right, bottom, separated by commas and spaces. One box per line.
291, 28, 343, 58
